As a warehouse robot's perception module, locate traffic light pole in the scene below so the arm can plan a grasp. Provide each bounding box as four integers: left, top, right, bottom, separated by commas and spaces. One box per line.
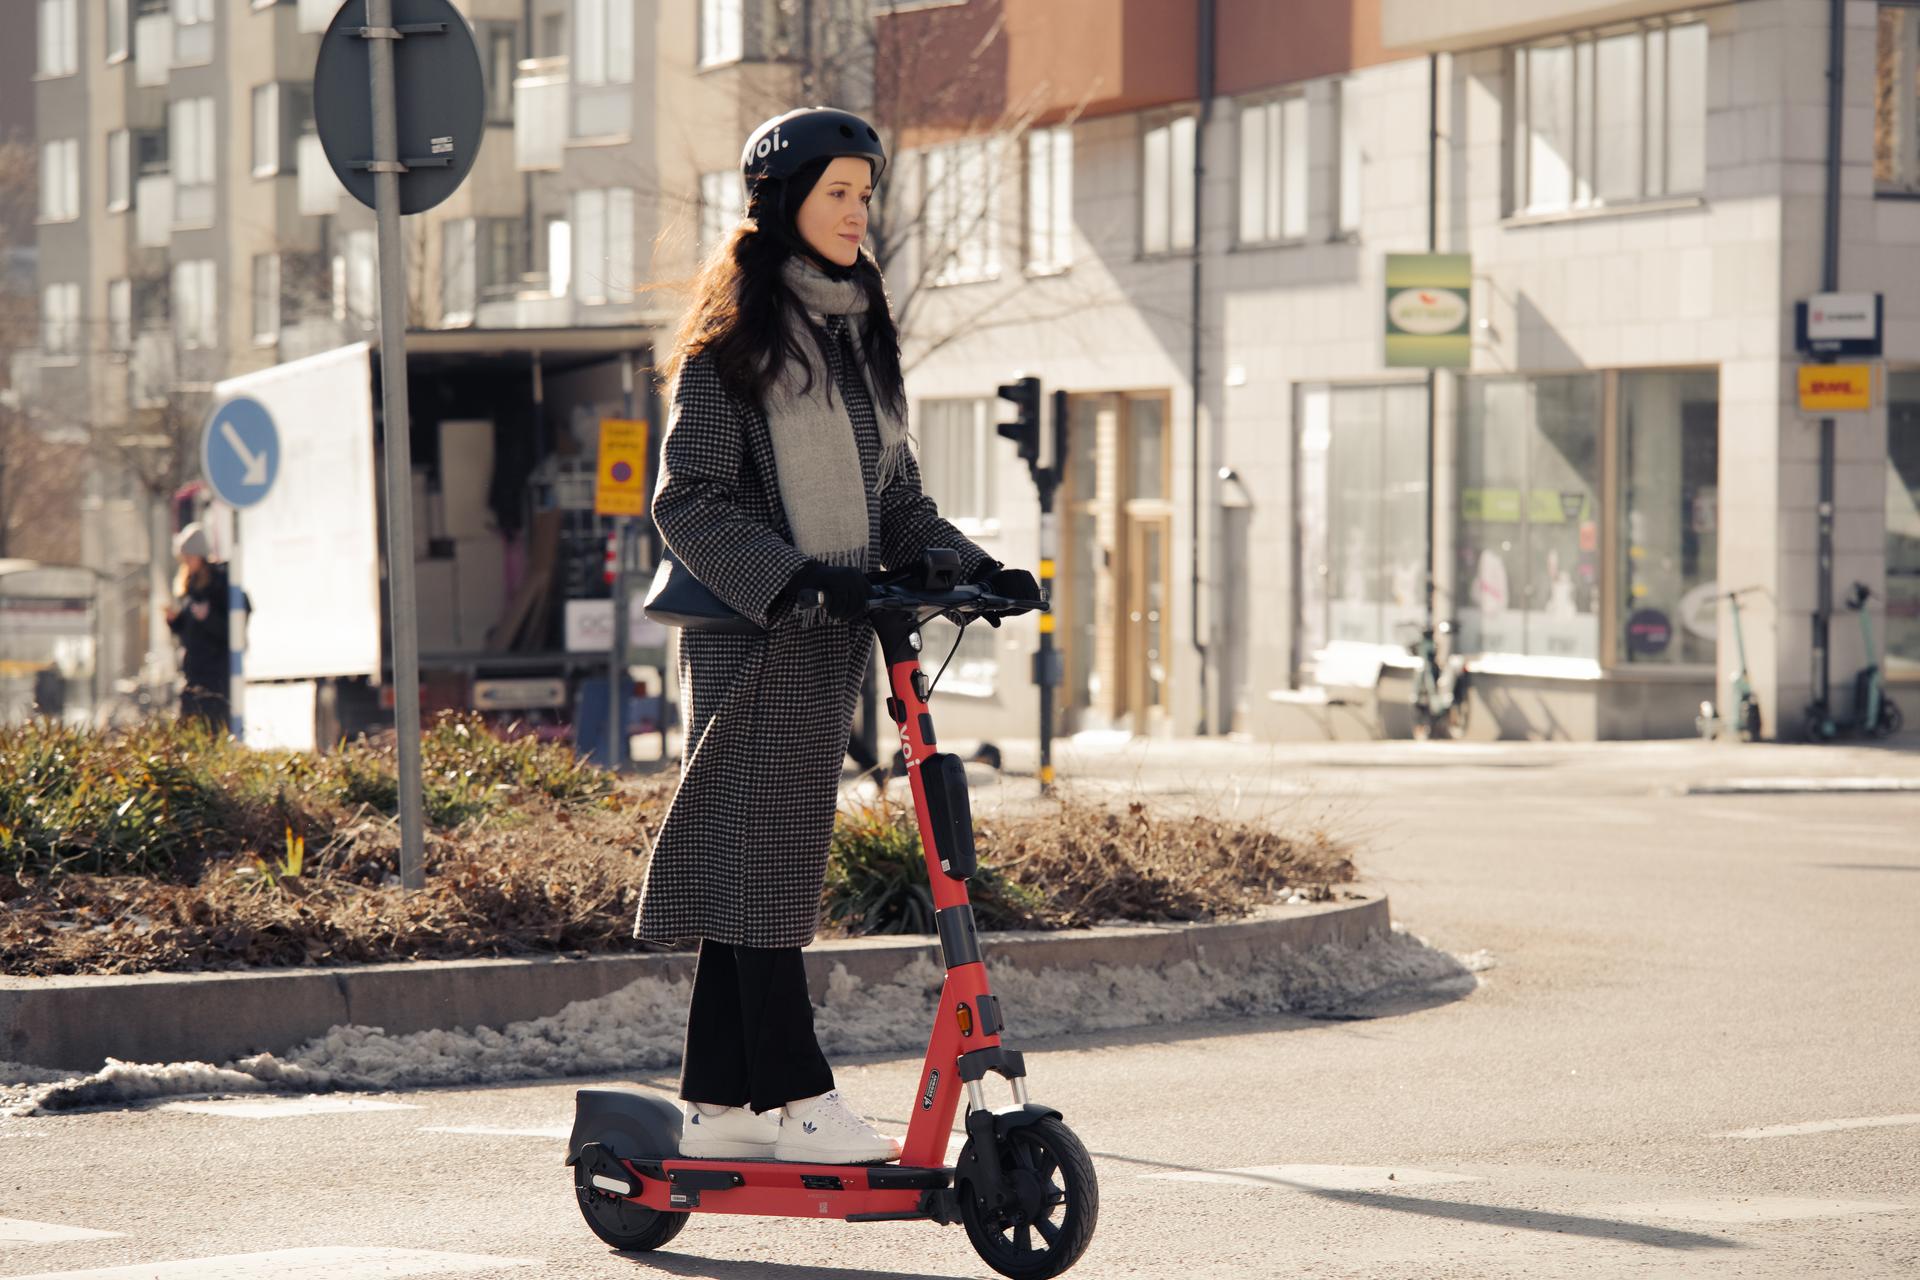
998, 378, 1066, 796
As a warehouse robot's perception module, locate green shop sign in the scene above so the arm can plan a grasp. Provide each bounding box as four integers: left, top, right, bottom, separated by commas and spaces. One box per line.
1385, 253, 1471, 368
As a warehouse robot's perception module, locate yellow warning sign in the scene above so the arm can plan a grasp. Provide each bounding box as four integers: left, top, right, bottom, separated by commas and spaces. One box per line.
1798, 364, 1871, 413
595, 419, 649, 517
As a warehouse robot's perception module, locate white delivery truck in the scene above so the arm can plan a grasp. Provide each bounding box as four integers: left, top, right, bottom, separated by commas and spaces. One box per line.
219, 331, 670, 759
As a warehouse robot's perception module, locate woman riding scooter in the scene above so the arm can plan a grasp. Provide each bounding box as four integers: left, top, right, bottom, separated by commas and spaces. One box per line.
637, 107, 1039, 1165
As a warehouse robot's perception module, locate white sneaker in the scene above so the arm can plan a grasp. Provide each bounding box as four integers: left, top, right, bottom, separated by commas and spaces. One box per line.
679, 1102, 779, 1158
774, 1091, 903, 1165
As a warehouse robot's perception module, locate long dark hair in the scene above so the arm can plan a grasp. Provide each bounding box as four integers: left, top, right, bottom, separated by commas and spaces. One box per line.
664, 160, 906, 419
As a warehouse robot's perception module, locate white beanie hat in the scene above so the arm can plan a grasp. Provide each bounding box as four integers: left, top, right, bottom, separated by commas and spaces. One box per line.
172, 523, 210, 560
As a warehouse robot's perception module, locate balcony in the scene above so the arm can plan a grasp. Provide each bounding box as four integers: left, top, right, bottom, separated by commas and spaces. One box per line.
133, 13, 171, 87
297, 0, 337, 34
1380, 0, 1687, 53
174, 184, 214, 228
135, 175, 173, 248
514, 57, 567, 171
298, 134, 339, 215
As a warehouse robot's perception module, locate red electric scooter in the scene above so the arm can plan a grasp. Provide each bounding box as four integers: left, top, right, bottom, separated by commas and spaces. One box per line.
565, 551, 1098, 1280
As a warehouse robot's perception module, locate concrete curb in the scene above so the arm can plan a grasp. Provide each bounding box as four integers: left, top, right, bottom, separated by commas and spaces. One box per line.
0, 893, 1388, 1072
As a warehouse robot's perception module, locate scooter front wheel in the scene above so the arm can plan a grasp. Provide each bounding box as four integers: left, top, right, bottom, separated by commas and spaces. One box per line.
960, 1116, 1098, 1280
1877, 697, 1903, 738
573, 1161, 688, 1253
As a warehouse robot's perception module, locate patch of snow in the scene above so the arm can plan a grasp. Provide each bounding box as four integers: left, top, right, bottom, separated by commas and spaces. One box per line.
3, 929, 1479, 1116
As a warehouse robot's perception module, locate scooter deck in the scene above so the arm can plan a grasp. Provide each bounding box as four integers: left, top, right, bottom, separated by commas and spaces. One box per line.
606, 1151, 950, 1220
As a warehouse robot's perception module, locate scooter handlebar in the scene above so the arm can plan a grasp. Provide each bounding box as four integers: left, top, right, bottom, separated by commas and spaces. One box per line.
791, 583, 1049, 619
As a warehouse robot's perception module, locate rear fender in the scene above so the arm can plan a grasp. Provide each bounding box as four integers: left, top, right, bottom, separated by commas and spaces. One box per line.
565, 1088, 683, 1166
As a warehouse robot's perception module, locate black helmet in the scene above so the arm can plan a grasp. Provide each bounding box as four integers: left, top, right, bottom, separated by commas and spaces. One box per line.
741, 107, 887, 188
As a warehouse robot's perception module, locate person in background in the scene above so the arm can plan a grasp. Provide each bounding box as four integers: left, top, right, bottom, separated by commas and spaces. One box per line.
166, 523, 232, 731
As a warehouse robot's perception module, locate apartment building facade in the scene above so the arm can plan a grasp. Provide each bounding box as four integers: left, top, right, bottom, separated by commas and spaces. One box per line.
886, 0, 1920, 743
27, 0, 1920, 741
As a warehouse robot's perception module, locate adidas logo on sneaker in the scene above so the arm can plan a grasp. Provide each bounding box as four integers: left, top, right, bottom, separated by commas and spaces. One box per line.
803, 1121, 818, 1135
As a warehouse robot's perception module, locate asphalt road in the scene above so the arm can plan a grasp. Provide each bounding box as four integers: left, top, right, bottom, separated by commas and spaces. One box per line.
3, 739, 1918, 1279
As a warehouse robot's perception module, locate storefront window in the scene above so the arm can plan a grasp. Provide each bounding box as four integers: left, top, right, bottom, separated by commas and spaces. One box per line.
1457, 375, 1601, 659
1620, 371, 1719, 665
1297, 383, 1428, 653
1888, 371, 1920, 676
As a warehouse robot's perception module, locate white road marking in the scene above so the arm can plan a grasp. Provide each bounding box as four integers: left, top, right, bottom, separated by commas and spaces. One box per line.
1718, 1113, 1920, 1139
0, 1246, 538, 1279
1599, 1197, 1910, 1224
422, 1124, 570, 1139
0, 1218, 123, 1245
1146, 1164, 1483, 1191
159, 1097, 420, 1118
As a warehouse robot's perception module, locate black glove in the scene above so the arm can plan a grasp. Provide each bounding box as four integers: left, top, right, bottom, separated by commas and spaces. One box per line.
793, 560, 870, 623
982, 566, 1040, 607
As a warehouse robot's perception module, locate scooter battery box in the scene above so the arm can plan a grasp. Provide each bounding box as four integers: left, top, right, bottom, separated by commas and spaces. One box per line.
920, 752, 978, 881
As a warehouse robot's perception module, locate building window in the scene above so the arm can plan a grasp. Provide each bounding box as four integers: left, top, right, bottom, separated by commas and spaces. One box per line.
38, 0, 77, 76
1877, 5, 1920, 193
1238, 93, 1306, 245
917, 399, 997, 528
483, 23, 517, 126
107, 0, 131, 61
573, 0, 634, 86
1296, 383, 1429, 653
1025, 126, 1072, 275
1141, 113, 1196, 255
442, 218, 477, 324
1336, 78, 1362, 237
107, 130, 131, 212
250, 83, 312, 176
1619, 371, 1719, 666
174, 0, 215, 66
545, 216, 571, 297
39, 138, 80, 223
571, 0, 632, 137
701, 0, 743, 66
1458, 375, 1601, 660
699, 169, 744, 259
924, 137, 999, 286
252, 86, 281, 176
570, 188, 634, 304
1886, 371, 1920, 675
172, 259, 218, 349
1508, 20, 1706, 216
108, 278, 133, 352
171, 96, 217, 223
40, 283, 80, 357
252, 254, 281, 345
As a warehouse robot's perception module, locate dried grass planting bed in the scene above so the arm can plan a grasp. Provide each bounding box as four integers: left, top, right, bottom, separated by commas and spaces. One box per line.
0, 719, 1355, 977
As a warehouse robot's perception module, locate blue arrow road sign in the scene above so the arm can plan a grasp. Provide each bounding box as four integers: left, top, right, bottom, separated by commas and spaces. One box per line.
201, 396, 280, 509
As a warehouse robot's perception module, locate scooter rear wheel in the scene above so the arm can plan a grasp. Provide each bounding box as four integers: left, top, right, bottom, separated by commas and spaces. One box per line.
1877, 697, 1903, 738
1737, 696, 1762, 743
960, 1116, 1098, 1280
573, 1161, 688, 1253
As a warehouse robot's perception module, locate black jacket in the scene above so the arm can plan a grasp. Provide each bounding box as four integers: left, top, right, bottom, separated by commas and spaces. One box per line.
169, 562, 231, 693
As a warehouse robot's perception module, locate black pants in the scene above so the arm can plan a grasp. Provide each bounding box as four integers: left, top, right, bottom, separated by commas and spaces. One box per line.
679, 939, 835, 1114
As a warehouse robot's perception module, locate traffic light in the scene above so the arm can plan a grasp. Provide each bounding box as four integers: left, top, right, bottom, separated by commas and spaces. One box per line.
996, 376, 1042, 467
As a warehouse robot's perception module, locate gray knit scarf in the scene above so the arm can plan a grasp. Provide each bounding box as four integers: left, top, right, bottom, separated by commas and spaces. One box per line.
768, 256, 909, 574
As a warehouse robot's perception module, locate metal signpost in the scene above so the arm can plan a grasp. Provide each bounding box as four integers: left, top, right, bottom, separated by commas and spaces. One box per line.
314, 0, 485, 889
594, 364, 649, 772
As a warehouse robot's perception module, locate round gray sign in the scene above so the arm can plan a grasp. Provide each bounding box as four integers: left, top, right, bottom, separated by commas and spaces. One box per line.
313, 0, 486, 216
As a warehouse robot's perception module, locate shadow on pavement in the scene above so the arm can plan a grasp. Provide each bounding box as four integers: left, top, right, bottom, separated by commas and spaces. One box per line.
1812, 862, 1920, 872
1081, 1152, 1740, 1253
621, 1252, 963, 1280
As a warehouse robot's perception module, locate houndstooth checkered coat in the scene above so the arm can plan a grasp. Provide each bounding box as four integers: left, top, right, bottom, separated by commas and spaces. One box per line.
636, 317, 990, 949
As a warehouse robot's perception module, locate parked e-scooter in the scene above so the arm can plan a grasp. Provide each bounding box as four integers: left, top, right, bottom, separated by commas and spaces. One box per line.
1803, 582, 1903, 742
1402, 619, 1472, 741
1696, 585, 1766, 742
566, 552, 1097, 1280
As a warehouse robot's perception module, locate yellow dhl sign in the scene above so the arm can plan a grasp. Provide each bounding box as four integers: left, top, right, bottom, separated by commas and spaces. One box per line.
1798, 364, 1871, 412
